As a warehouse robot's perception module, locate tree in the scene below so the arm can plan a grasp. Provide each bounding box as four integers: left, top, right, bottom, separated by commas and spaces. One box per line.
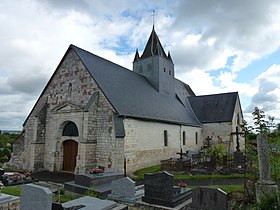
252, 107, 269, 134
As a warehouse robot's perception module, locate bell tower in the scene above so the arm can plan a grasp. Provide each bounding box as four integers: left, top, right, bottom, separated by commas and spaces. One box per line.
133, 27, 175, 96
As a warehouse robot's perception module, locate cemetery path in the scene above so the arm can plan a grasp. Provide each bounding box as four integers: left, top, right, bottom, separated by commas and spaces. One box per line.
32, 171, 74, 183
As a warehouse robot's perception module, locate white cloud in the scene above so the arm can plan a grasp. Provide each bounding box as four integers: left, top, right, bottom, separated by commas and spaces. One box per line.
1, 0, 280, 130
245, 64, 280, 125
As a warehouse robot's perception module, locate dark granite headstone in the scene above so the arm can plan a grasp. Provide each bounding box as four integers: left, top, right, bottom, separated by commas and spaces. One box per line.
142, 171, 192, 207
144, 171, 173, 201
192, 187, 228, 210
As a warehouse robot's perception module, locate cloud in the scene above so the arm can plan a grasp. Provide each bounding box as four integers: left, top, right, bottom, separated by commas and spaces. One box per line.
170, 0, 280, 73
1, 0, 280, 130
245, 64, 280, 125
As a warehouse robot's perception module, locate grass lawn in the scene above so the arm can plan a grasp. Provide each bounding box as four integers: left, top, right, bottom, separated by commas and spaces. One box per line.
2, 185, 21, 196
133, 165, 245, 181
1, 185, 94, 203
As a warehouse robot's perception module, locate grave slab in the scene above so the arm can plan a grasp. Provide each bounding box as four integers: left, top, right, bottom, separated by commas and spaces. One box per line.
0, 193, 20, 209
62, 196, 127, 210
64, 172, 124, 198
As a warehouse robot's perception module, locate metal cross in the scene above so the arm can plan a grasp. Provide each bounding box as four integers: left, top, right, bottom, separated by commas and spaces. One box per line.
176, 148, 185, 159
151, 10, 157, 26
231, 126, 244, 152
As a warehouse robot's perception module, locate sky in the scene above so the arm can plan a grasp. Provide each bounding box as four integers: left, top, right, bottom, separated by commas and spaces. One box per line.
0, 0, 280, 131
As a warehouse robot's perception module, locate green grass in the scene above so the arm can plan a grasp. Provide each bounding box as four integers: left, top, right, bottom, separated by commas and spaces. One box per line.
53, 193, 82, 203
2, 186, 21, 196
206, 184, 243, 193
133, 165, 161, 180
2, 185, 93, 203
174, 173, 245, 180
133, 165, 247, 181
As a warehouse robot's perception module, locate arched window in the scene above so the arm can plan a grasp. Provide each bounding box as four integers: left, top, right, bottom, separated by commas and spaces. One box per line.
182, 131, 186, 145
195, 132, 198, 145
164, 130, 168, 146
63, 122, 79, 136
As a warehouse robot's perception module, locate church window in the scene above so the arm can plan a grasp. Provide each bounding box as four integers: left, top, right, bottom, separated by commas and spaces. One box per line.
164, 67, 166, 72
169, 70, 171, 75
68, 83, 72, 96
182, 131, 186, 145
63, 122, 79, 136
195, 132, 198, 145
164, 130, 168, 146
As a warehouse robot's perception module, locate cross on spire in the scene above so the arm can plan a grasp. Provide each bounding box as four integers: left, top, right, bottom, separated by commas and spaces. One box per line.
151, 10, 157, 27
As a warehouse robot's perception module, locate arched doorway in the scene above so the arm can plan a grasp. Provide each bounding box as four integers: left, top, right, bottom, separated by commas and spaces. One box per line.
63, 140, 78, 172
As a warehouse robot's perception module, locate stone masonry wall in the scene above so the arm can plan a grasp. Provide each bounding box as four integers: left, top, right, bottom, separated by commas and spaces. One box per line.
42, 49, 116, 173
202, 97, 244, 153
13, 48, 117, 173
123, 118, 202, 173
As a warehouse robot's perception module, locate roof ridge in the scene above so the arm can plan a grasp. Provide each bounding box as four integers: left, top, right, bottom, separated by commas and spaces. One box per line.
189, 91, 238, 98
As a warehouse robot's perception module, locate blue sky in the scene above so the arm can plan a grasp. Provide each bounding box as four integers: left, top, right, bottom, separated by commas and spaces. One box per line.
0, 0, 280, 130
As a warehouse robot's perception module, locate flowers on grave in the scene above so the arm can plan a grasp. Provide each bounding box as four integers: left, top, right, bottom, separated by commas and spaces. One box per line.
178, 182, 188, 188
90, 167, 104, 174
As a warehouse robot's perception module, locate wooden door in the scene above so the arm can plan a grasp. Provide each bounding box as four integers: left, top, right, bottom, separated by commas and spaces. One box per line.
63, 140, 78, 172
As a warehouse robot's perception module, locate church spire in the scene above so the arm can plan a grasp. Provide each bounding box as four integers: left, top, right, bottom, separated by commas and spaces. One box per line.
133, 49, 140, 62
140, 27, 168, 60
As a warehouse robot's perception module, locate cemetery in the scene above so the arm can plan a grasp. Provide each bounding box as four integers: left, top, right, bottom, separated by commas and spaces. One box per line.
0, 108, 279, 209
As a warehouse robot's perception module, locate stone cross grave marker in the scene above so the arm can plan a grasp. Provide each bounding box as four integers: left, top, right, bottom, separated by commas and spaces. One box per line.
192, 187, 228, 210
20, 184, 52, 210
255, 134, 278, 202
231, 126, 244, 152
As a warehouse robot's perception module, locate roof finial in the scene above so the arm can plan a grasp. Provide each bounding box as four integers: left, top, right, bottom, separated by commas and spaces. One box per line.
151, 10, 157, 28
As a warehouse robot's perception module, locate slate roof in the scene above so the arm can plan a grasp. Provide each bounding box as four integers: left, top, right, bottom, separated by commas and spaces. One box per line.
137, 26, 172, 62
71, 45, 201, 127
188, 92, 239, 123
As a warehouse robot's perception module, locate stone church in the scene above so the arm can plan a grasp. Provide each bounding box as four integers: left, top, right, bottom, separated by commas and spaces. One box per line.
11, 27, 244, 174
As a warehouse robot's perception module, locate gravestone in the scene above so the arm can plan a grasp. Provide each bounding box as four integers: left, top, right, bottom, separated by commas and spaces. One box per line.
108, 177, 144, 204
62, 196, 120, 210
20, 184, 52, 210
0, 193, 20, 209
255, 134, 278, 202
192, 187, 228, 210
142, 171, 192, 207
